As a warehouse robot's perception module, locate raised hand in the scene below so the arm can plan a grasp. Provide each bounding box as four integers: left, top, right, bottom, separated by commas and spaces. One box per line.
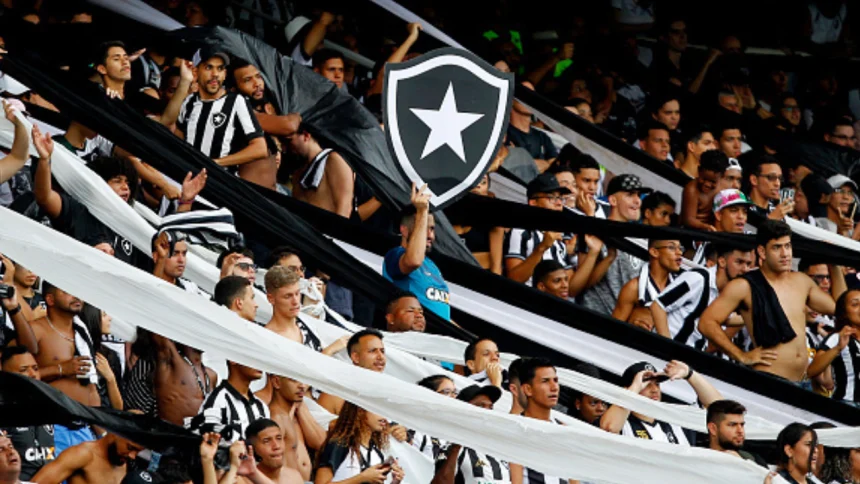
411, 182, 431, 212
407, 22, 422, 41
3, 99, 21, 126
663, 360, 690, 381
31, 124, 54, 160
154, 232, 171, 260
199, 432, 221, 462
181, 169, 208, 203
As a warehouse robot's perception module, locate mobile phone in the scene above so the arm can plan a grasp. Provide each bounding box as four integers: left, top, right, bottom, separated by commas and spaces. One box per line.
381, 456, 395, 469
779, 188, 795, 203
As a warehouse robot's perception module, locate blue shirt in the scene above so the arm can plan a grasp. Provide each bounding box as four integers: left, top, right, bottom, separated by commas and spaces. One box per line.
383, 246, 451, 320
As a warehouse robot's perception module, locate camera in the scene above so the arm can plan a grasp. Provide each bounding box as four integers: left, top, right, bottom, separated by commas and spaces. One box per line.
0, 283, 14, 299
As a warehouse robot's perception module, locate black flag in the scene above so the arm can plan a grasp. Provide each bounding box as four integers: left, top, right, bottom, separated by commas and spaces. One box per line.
384, 48, 514, 209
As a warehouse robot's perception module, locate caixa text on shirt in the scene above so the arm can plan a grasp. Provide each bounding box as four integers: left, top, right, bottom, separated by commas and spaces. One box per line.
425, 287, 450, 304
24, 445, 54, 462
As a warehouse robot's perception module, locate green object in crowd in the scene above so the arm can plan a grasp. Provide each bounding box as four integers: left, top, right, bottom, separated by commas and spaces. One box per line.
510, 30, 523, 54
554, 59, 573, 78
483, 30, 499, 41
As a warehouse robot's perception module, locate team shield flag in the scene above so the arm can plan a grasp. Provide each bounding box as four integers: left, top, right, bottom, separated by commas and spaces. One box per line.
383, 47, 514, 209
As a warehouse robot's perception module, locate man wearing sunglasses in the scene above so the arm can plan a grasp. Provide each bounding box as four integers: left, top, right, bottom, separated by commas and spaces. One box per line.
600, 360, 722, 445
818, 174, 858, 238
747, 155, 794, 221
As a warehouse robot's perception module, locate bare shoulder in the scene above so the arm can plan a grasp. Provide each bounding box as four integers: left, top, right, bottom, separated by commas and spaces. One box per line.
326, 152, 352, 172
620, 277, 639, 296
723, 277, 751, 297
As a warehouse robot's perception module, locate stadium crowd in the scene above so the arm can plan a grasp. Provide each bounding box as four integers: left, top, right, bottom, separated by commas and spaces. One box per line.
1, 0, 860, 483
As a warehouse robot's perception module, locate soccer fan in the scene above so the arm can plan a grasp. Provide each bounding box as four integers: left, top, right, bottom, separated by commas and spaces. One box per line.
700, 220, 845, 384
230, 60, 302, 137
286, 125, 354, 218
267, 375, 326, 481
242, 419, 304, 484
569, 154, 608, 219
533, 260, 570, 300
817, 175, 859, 238
317, 329, 387, 414
706, 400, 767, 466
312, 49, 346, 90
680, 150, 729, 231
463, 337, 503, 389
172, 47, 266, 169
773, 424, 818, 484
431, 385, 508, 484
1, 346, 55, 480
384, 293, 426, 333
383, 184, 451, 320
746, 155, 793, 220
637, 119, 672, 163
600, 360, 721, 445
641, 191, 676, 227
676, 126, 716, 178
808, 289, 860, 402
507, 81, 558, 171
612, 239, 683, 324
31, 432, 144, 484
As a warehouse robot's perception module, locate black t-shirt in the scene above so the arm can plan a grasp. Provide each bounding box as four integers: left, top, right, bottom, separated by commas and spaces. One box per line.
51, 193, 136, 264
2, 425, 55, 480
506, 125, 558, 160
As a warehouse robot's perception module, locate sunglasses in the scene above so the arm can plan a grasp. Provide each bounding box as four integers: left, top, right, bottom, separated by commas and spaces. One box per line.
236, 262, 257, 271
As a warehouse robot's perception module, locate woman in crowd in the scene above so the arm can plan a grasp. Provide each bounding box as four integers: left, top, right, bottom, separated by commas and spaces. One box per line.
80, 303, 123, 410
774, 423, 819, 484
410, 375, 456, 459
808, 290, 860, 404
314, 401, 405, 484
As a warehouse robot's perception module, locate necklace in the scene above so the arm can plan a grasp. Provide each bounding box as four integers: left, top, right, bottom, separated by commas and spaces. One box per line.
46, 317, 75, 344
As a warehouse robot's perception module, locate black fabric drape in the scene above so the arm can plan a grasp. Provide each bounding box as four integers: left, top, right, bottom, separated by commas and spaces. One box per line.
156, 26, 475, 264
0, 373, 199, 453
0, 50, 471, 340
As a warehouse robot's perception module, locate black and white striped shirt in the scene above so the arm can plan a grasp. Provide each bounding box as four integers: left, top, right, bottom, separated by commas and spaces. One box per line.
504, 229, 571, 285
820, 333, 860, 403
177, 92, 263, 160
650, 266, 713, 350
437, 446, 511, 484
198, 381, 270, 437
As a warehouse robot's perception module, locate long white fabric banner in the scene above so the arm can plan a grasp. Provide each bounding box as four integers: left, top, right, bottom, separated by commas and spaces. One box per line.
0, 206, 786, 484
2, 113, 857, 445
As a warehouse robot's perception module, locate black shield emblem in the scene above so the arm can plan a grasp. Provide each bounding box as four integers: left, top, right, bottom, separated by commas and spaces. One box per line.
212, 112, 227, 128
384, 47, 514, 209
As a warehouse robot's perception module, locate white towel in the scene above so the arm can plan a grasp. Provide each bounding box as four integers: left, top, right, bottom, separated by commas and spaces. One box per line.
72, 316, 99, 384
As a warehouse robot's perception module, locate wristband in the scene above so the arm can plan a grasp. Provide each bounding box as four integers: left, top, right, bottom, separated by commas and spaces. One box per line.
684, 368, 695, 380
58, 364, 63, 376
7, 305, 21, 316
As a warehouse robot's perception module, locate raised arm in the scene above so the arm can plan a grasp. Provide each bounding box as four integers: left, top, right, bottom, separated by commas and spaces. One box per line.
399, 184, 431, 275
0, 254, 37, 354
505, 231, 562, 284
255, 112, 302, 137
31, 442, 94, 484
600, 370, 648, 434
665, 360, 722, 407
0, 100, 30, 184
808, 327, 855, 378
159, 60, 193, 127
568, 236, 602, 297
431, 444, 462, 484
807, 274, 837, 316
32, 125, 62, 218
368, 23, 422, 96
303, 12, 336, 58
586, 247, 616, 288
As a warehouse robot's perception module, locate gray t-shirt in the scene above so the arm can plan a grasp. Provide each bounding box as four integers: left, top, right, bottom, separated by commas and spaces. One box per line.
501, 146, 539, 183
579, 250, 643, 316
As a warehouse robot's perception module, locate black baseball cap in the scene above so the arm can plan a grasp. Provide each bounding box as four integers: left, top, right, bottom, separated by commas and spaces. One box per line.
606, 174, 652, 196
620, 361, 667, 387
527, 173, 571, 199
197, 45, 230, 67
457, 384, 502, 404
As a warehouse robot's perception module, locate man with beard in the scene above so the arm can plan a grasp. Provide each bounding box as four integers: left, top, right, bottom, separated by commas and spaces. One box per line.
600, 360, 721, 445
384, 184, 451, 320
242, 419, 304, 484
27, 282, 99, 453
706, 400, 767, 466
30, 433, 144, 484
231, 61, 302, 137
613, 239, 683, 326
266, 377, 325, 482
700, 220, 845, 383
172, 47, 266, 169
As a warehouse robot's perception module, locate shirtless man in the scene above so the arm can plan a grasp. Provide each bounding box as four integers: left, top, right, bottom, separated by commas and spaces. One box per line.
612, 239, 683, 327
257, 267, 346, 404
231, 61, 302, 136
27, 282, 98, 407
680, 150, 728, 232
699, 220, 846, 382
149, 233, 218, 425
317, 330, 387, 414
267, 376, 326, 481
31, 433, 144, 484
286, 127, 354, 218
241, 419, 304, 484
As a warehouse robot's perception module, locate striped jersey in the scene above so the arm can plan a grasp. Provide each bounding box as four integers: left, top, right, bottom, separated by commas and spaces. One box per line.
436, 446, 511, 484
197, 380, 270, 438
177, 92, 263, 160
820, 333, 860, 403
504, 229, 571, 285
650, 266, 714, 350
